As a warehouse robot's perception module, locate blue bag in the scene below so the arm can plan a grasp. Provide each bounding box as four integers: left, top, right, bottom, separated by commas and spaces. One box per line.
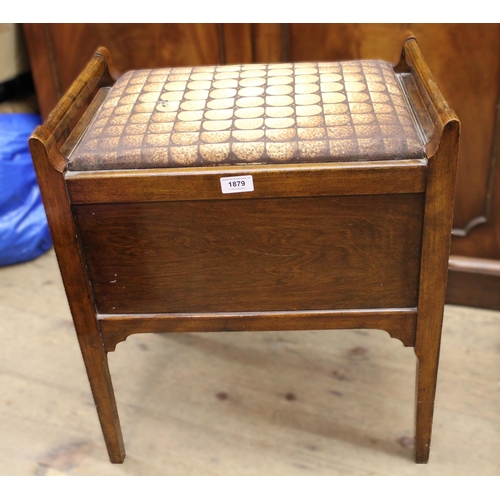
0, 113, 52, 266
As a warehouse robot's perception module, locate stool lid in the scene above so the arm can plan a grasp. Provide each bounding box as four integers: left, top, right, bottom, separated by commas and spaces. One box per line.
68, 60, 425, 171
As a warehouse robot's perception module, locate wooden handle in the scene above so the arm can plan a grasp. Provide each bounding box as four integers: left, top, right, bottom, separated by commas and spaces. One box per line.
30, 47, 115, 172
395, 36, 459, 157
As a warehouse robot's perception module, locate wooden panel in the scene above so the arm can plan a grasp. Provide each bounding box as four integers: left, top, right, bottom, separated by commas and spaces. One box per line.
221, 24, 253, 64
49, 23, 221, 83
447, 271, 500, 310
66, 162, 427, 204
252, 24, 283, 63
449, 111, 500, 260
446, 256, 500, 310
22, 24, 59, 119
213, 24, 282, 65
24, 23, 284, 120
23, 23, 223, 118
74, 194, 424, 315
289, 24, 404, 64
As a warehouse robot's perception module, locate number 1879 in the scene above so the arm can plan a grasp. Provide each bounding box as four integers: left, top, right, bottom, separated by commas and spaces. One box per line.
228, 180, 245, 188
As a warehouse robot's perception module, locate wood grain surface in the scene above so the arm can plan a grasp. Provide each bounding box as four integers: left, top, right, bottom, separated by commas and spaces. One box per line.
98, 308, 418, 353
73, 194, 424, 315
28, 49, 126, 463
65, 162, 426, 204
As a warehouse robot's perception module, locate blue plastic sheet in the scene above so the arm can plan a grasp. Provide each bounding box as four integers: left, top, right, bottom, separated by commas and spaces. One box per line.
0, 113, 52, 266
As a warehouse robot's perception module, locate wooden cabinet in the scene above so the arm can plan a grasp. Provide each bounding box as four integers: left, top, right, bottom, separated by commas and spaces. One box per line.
22, 24, 284, 118
23, 23, 500, 310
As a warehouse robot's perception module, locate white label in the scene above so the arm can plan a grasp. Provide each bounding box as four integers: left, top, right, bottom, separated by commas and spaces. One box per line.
220, 175, 254, 194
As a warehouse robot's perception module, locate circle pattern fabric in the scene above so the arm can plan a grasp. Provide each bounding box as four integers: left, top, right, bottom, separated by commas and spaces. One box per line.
69, 60, 425, 171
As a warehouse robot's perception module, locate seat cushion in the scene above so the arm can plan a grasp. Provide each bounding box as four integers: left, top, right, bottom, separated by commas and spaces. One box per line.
68, 60, 425, 171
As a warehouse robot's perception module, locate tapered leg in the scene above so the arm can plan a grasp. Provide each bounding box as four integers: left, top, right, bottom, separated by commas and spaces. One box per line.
410, 116, 460, 463
414, 351, 439, 464
29, 133, 125, 463
78, 339, 125, 463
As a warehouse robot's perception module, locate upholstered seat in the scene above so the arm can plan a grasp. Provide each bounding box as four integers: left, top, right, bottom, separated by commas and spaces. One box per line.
68, 60, 424, 171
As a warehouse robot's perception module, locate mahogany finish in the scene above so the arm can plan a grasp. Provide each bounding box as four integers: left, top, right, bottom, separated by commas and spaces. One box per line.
23, 24, 223, 118
65, 162, 426, 204
447, 256, 500, 310
73, 194, 424, 314
28, 49, 125, 463
29, 38, 459, 465
99, 309, 418, 353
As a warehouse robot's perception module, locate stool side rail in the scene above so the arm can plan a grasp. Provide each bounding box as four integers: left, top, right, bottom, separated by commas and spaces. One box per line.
97, 308, 418, 353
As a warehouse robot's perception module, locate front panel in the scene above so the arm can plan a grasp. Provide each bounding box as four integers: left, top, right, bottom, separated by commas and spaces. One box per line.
74, 193, 424, 314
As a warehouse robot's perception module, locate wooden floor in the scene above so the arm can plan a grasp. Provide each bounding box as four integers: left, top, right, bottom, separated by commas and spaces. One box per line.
0, 247, 499, 476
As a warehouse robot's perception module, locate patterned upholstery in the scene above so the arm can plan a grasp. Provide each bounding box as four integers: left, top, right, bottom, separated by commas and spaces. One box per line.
68, 60, 425, 171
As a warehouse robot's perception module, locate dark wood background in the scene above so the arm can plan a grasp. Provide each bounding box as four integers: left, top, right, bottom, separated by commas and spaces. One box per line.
23, 23, 500, 311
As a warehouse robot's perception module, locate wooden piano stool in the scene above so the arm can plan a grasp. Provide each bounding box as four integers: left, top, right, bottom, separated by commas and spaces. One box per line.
29, 36, 459, 465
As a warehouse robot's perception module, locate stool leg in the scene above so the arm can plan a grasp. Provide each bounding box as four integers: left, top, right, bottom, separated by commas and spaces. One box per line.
414, 348, 439, 464
78, 339, 125, 464
411, 119, 460, 463
29, 136, 125, 463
